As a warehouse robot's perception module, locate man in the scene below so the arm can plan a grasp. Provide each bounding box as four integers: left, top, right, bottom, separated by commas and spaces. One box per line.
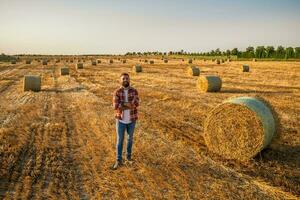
112, 73, 139, 170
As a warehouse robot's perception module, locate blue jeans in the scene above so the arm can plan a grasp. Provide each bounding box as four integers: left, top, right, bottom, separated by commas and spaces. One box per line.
116, 120, 136, 161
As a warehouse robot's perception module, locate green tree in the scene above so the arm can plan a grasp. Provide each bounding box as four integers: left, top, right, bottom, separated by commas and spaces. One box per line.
255, 46, 266, 58
246, 46, 255, 58
285, 47, 294, 59
276, 46, 285, 59
265, 46, 275, 58
231, 48, 239, 56
294, 47, 300, 58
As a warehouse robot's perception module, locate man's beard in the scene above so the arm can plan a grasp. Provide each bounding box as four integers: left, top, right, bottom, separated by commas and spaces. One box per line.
122, 82, 129, 88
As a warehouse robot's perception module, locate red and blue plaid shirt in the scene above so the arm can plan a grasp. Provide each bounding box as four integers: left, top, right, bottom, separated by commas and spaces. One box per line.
113, 86, 139, 121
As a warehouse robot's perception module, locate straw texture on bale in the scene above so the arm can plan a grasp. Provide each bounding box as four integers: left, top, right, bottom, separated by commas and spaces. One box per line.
150, 60, 154, 64
77, 63, 83, 69
24, 75, 41, 92
197, 75, 222, 92
133, 65, 142, 73
60, 67, 69, 75
187, 66, 200, 76
243, 65, 250, 72
204, 96, 276, 161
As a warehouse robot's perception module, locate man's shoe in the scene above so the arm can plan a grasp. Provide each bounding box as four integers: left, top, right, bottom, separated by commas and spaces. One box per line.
126, 158, 134, 165
112, 160, 122, 170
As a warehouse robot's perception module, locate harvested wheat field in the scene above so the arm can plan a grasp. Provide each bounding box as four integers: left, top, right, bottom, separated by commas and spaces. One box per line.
0, 59, 299, 200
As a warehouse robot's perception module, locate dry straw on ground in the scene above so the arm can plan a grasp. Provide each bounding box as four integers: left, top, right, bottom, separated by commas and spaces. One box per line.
204, 96, 276, 162
197, 75, 222, 92
23, 75, 41, 92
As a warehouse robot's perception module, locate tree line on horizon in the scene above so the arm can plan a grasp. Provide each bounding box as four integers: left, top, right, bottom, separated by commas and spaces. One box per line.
125, 46, 300, 59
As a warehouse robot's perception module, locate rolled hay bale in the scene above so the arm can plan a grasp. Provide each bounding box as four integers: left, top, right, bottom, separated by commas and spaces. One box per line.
92, 61, 97, 66
164, 59, 168, 63
97, 60, 101, 64
11, 60, 16, 64
26, 60, 31, 64
133, 65, 142, 73
216, 59, 220, 64
188, 59, 193, 64
197, 75, 222, 92
204, 96, 276, 161
122, 59, 126, 64
182, 59, 185, 61
109, 59, 114, 64
56, 59, 60, 63
227, 58, 231, 62
221, 59, 225, 63
23, 75, 41, 92
243, 65, 250, 72
42, 61, 47, 65
253, 58, 257, 62
144, 59, 148, 63
150, 60, 154, 64
187, 66, 200, 76
70, 60, 74, 63
60, 67, 69, 75
77, 63, 84, 69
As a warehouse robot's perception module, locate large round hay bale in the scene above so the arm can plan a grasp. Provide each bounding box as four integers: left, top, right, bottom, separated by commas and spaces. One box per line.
243, 65, 250, 72
92, 61, 97, 66
197, 75, 222, 92
24, 75, 41, 92
77, 63, 83, 69
216, 59, 220, 64
188, 59, 193, 64
187, 66, 200, 76
109, 59, 114, 64
204, 96, 276, 161
150, 60, 154, 64
42, 61, 47, 65
133, 65, 142, 73
60, 67, 69, 75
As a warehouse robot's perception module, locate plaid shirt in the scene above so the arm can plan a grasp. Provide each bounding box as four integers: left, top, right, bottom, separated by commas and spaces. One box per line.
113, 86, 139, 121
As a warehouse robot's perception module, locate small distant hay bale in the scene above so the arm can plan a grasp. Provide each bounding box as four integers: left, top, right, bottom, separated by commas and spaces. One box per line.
109, 59, 114, 64
253, 58, 257, 62
26, 60, 31, 64
216, 59, 220, 64
150, 60, 154, 64
133, 65, 142, 73
164, 59, 168, 63
227, 58, 231, 62
42, 61, 47, 65
60, 67, 69, 75
197, 75, 222, 92
243, 65, 250, 72
188, 59, 193, 64
204, 96, 276, 161
92, 61, 97, 66
221, 59, 225, 63
77, 63, 84, 69
56, 59, 60, 63
11, 60, 16, 64
97, 60, 101, 64
24, 75, 41, 92
144, 59, 148, 63
70, 60, 74, 63
122, 60, 126, 64
187, 66, 200, 76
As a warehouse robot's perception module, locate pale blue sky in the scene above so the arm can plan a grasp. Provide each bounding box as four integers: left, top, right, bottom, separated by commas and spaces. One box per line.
0, 0, 300, 55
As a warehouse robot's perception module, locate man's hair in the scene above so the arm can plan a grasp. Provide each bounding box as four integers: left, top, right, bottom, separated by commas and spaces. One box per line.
120, 72, 129, 77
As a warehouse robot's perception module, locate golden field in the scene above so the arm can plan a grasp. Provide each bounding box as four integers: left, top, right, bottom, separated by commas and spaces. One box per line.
0, 58, 299, 199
